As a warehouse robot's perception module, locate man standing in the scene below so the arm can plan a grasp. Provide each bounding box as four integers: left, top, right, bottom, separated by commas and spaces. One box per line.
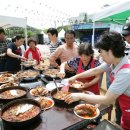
122, 22, 130, 58
47, 28, 63, 65
47, 28, 62, 53
0, 28, 7, 72
50, 30, 78, 77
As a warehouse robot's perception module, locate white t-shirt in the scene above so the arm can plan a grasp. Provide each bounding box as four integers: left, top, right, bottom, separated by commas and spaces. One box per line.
36, 44, 50, 58
20, 45, 25, 56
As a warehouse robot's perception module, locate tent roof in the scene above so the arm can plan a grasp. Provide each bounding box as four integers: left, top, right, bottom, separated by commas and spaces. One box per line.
92, 1, 130, 24
41, 31, 48, 38
0, 15, 26, 28
58, 29, 65, 38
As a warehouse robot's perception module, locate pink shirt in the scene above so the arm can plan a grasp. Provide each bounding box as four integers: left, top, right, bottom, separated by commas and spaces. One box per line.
50, 44, 78, 67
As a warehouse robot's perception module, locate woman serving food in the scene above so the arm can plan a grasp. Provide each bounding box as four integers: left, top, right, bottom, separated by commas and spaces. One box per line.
58, 43, 101, 95
65, 31, 130, 130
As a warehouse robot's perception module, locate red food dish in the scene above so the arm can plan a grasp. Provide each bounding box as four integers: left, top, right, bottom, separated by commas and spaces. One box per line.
2, 103, 40, 122
74, 104, 100, 119
35, 97, 54, 110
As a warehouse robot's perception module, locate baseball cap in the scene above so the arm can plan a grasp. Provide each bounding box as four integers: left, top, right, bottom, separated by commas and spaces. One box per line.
121, 22, 130, 36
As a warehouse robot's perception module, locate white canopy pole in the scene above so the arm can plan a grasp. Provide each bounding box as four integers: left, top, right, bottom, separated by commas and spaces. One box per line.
25, 17, 28, 50
92, 21, 95, 48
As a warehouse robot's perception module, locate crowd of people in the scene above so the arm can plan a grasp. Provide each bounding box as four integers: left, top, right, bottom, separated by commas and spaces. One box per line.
1, 22, 130, 130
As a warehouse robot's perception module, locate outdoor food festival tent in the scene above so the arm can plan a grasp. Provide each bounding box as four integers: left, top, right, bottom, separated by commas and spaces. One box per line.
0, 15, 27, 43
92, 0, 130, 47
58, 29, 65, 38
0, 15, 27, 29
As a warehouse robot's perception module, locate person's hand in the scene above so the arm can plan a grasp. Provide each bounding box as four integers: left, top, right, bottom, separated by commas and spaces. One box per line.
40, 57, 44, 61
76, 85, 85, 91
65, 93, 82, 104
57, 72, 65, 79
20, 56, 27, 61
68, 76, 77, 84
84, 82, 90, 88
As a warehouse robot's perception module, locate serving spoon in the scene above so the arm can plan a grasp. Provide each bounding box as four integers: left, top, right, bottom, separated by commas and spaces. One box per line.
53, 79, 60, 92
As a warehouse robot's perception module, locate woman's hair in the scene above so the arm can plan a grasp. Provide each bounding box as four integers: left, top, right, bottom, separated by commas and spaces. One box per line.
27, 38, 37, 46
78, 42, 94, 56
12, 35, 24, 42
95, 31, 125, 58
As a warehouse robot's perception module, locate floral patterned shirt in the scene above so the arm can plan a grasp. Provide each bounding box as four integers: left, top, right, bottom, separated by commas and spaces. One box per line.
67, 57, 101, 73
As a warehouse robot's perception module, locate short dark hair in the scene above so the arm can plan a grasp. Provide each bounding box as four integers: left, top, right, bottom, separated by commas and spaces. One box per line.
0, 27, 5, 34
65, 30, 75, 38
96, 31, 125, 58
78, 43, 94, 56
27, 38, 37, 46
12, 35, 23, 42
47, 28, 58, 37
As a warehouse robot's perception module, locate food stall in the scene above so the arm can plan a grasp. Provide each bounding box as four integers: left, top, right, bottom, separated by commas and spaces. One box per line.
0, 64, 116, 130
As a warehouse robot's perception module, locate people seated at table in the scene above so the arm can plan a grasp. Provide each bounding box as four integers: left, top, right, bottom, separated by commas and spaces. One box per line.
24, 38, 43, 64
50, 30, 78, 77
5, 35, 26, 72
58, 43, 101, 95
65, 31, 130, 130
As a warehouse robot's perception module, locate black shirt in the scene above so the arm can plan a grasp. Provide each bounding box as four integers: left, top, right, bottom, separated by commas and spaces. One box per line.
5, 42, 22, 72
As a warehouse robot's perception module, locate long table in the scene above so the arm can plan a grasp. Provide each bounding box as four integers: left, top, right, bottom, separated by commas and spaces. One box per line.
0, 77, 113, 130
1, 100, 113, 130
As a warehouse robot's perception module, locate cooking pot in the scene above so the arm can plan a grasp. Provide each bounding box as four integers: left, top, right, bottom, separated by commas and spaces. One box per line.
51, 87, 79, 107
1, 98, 42, 126
0, 86, 28, 102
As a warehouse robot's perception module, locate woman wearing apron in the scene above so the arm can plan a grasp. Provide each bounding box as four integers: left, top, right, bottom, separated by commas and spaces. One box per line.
58, 43, 101, 95
65, 31, 130, 130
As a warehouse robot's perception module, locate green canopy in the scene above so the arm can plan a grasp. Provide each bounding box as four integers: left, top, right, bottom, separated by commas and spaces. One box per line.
92, 1, 130, 25
97, 10, 130, 24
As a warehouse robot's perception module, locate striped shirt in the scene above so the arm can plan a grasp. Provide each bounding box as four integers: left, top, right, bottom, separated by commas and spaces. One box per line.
47, 41, 62, 53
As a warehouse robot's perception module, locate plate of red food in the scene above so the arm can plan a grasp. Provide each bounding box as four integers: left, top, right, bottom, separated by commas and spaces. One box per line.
74, 104, 100, 119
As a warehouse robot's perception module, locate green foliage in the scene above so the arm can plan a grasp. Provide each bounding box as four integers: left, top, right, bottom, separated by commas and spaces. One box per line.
57, 25, 72, 32
5, 26, 41, 38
